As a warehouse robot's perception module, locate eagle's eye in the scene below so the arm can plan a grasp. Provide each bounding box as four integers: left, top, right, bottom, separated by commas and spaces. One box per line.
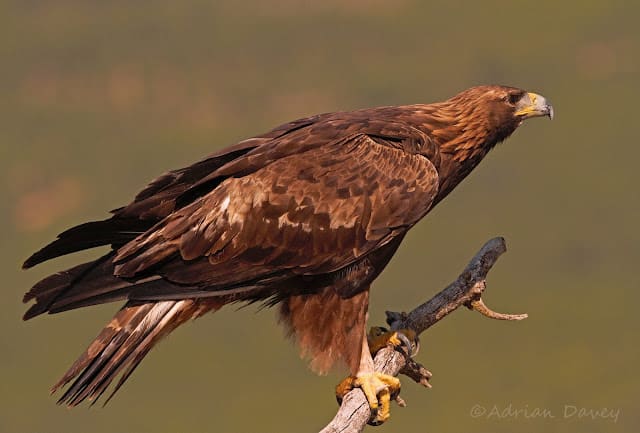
506, 92, 522, 105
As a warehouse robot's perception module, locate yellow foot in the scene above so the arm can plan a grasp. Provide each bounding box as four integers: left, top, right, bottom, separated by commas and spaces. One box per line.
368, 326, 417, 355
336, 372, 401, 425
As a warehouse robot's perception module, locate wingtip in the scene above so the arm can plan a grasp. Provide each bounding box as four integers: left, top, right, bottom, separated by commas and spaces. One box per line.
22, 303, 44, 321
22, 291, 33, 303
22, 249, 48, 269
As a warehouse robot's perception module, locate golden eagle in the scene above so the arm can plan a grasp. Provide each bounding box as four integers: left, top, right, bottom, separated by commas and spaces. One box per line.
23, 85, 552, 423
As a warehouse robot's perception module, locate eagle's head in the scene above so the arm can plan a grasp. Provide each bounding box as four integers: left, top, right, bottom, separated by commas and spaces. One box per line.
437, 85, 553, 161
454, 84, 553, 132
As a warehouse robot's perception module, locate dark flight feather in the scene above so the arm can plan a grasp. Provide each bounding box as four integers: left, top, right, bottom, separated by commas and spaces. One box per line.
22, 219, 149, 269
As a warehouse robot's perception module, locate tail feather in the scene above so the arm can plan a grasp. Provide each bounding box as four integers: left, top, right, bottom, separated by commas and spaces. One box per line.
54, 299, 223, 406
51, 303, 152, 395
58, 302, 174, 406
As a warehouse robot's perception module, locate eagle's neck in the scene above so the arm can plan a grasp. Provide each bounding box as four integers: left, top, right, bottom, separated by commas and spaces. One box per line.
422, 102, 515, 159
411, 102, 519, 204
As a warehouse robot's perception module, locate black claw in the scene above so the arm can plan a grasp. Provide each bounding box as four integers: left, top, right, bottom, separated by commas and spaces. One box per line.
367, 408, 384, 427
396, 332, 412, 354
395, 331, 419, 357
412, 335, 420, 356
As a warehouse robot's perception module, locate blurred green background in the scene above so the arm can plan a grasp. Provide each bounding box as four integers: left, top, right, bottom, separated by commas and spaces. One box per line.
2, 1, 638, 432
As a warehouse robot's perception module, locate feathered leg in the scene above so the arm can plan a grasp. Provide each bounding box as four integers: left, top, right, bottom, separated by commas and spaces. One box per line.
335, 315, 402, 425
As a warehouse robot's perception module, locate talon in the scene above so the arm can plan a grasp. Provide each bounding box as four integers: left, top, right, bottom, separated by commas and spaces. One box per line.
368, 326, 418, 356
335, 372, 401, 425
395, 332, 413, 354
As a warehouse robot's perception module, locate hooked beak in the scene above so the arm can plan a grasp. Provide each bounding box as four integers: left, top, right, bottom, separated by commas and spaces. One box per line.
515, 92, 554, 120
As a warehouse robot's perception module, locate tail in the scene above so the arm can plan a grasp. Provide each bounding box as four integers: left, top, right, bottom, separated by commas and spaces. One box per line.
53, 298, 223, 406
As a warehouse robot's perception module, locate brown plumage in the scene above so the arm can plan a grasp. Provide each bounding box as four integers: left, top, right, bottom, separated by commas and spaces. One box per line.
22, 85, 553, 406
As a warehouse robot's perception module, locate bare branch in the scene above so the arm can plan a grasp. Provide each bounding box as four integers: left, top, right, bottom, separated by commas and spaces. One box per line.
468, 296, 528, 321
319, 237, 527, 433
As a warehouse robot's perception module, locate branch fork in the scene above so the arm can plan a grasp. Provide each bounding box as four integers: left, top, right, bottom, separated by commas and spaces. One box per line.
320, 237, 527, 433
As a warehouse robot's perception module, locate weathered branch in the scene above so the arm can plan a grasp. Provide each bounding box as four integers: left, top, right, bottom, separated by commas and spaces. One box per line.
319, 237, 527, 433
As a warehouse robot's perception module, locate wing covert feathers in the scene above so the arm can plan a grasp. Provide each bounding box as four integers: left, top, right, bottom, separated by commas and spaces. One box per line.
113, 134, 439, 285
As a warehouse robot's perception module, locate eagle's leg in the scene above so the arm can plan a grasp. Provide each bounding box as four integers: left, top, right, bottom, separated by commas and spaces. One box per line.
335, 326, 402, 426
